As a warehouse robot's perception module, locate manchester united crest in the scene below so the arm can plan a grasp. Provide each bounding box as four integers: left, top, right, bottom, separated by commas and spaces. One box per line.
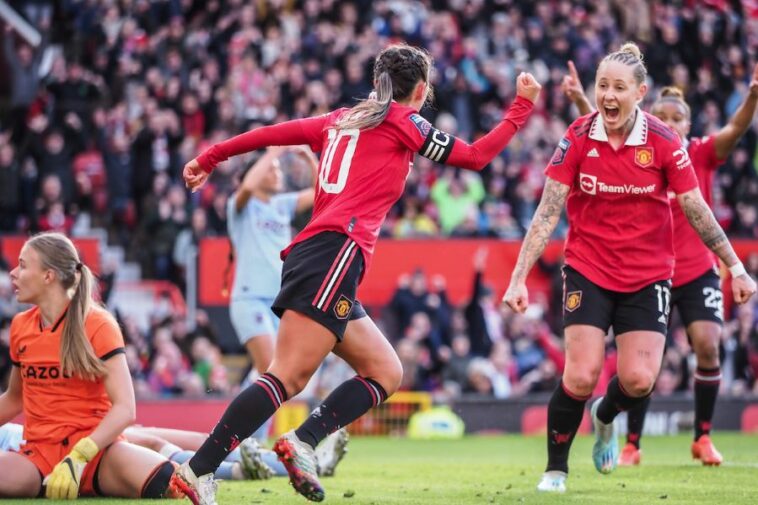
334, 295, 353, 319
634, 147, 654, 167
565, 291, 582, 312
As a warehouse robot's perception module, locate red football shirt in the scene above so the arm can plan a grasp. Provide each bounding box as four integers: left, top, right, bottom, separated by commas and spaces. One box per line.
546, 110, 699, 292
198, 96, 535, 270
670, 135, 724, 287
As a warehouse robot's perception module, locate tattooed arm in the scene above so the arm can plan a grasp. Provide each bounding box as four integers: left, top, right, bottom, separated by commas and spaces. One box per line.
503, 177, 571, 312
677, 188, 757, 303
677, 188, 738, 265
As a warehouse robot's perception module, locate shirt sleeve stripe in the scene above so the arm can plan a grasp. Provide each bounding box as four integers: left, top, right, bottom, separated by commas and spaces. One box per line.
99, 348, 126, 361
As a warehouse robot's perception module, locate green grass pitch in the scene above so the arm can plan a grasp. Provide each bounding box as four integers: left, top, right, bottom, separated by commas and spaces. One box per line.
10, 433, 758, 504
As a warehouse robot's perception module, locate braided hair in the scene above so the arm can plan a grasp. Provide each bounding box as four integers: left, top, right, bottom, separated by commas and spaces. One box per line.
599, 42, 647, 85
335, 44, 433, 131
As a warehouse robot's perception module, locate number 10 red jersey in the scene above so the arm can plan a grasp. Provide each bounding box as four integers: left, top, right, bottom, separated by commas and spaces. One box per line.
197, 97, 535, 271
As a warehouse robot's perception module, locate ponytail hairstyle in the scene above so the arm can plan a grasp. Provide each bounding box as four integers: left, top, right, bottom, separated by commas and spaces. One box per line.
654, 86, 691, 119
599, 42, 647, 85
335, 44, 433, 131
27, 233, 107, 381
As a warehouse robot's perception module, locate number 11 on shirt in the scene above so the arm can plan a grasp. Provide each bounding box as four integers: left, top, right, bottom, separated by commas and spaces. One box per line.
655, 283, 671, 322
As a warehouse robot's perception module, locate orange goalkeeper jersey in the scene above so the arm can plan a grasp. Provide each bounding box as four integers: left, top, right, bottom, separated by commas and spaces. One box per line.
9, 306, 125, 444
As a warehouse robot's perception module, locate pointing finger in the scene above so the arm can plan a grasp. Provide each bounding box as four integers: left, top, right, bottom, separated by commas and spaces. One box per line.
568, 60, 579, 80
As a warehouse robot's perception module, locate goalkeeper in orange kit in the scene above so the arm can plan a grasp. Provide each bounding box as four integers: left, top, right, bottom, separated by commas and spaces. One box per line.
0, 233, 192, 502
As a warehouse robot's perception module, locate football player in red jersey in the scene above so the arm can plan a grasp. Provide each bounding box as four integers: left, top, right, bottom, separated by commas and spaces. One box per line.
179, 44, 541, 503
563, 62, 758, 467
503, 42, 756, 494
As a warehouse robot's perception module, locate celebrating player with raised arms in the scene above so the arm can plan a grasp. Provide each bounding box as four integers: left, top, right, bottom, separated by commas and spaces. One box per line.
179, 44, 540, 503
0, 233, 187, 500
503, 43, 756, 493
563, 61, 758, 467
227, 147, 315, 380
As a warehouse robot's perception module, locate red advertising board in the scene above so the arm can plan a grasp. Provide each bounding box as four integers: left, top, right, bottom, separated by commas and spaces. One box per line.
1, 235, 102, 275
199, 238, 757, 308
200, 237, 564, 306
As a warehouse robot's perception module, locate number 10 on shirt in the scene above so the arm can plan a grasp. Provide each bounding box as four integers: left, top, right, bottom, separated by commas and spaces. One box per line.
319, 128, 360, 194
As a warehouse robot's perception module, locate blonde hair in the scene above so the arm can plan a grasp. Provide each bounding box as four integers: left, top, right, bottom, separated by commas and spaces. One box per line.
600, 41, 647, 84
654, 86, 691, 118
27, 233, 107, 381
335, 44, 433, 131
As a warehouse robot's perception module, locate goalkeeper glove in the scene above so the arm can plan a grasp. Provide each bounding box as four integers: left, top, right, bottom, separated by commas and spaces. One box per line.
44, 437, 99, 500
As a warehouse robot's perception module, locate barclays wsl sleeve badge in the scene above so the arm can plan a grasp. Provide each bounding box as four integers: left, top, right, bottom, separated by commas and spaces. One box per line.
551, 137, 571, 165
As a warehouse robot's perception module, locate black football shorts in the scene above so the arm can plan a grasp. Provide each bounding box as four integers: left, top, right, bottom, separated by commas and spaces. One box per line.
562, 265, 672, 335
671, 268, 724, 327
272, 231, 367, 340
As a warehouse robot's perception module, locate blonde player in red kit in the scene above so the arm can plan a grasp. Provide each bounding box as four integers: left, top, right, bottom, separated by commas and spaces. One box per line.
503, 43, 756, 493
562, 62, 758, 467
179, 44, 541, 504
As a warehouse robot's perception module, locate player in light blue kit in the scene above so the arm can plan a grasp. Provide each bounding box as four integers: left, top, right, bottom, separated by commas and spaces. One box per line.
0, 423, 23, 452
0, 422, 345, 482
227, 145, 316, 384
227, 146, 349, 477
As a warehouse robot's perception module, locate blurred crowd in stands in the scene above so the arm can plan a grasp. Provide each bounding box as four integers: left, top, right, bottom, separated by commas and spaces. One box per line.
2, 0, 758, 398
384, 249, 758, 401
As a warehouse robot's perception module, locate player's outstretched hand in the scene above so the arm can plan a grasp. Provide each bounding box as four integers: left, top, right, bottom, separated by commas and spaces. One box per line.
732, 274, 757, 304
473, 246, 488, 272
749, 63, 758, 98
502, 282, 529, 313
561, 60, 585, 102
183, 158, 209, 193
516, 72, 541, 103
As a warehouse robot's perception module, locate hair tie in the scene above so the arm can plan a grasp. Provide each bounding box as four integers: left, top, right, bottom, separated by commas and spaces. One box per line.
76, 262, 83, 271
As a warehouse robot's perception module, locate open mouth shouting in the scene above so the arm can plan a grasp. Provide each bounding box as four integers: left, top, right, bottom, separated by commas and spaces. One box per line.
603, 104, 620, 121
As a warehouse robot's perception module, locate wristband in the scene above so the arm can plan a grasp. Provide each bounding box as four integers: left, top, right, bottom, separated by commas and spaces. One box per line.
729, 262, 746, 278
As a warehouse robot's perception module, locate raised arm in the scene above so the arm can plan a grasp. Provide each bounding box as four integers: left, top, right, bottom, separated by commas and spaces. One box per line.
677, 188, 757, 303
562, 60, 594, 116
290, 146, 318, 213
233, 147, 283, 212
443, 73, 540, 170
471, 246, 488, 300
503, 178, 571, 313
713, 63, 758, 160
184, 114, 330, 192
3, 26, 19, 69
